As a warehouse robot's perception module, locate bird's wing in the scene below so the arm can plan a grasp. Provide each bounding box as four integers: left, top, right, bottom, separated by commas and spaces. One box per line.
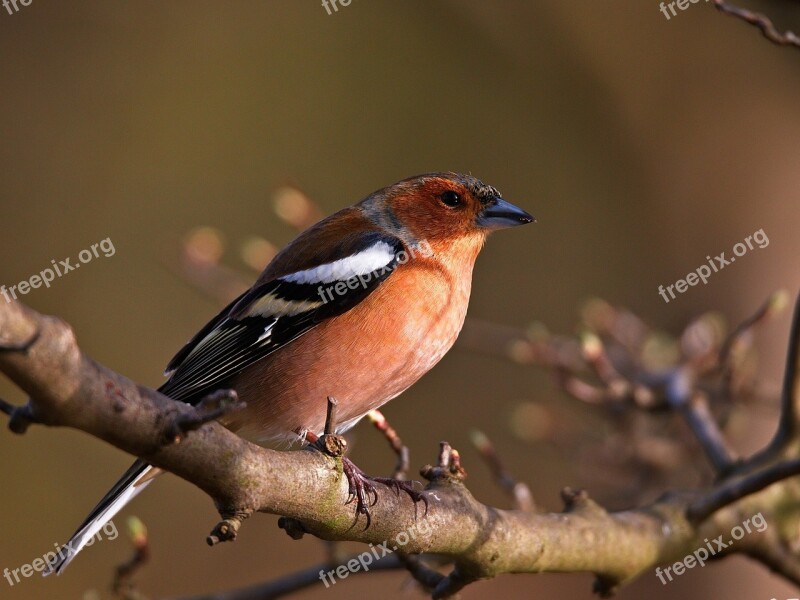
159, 232, 404, 403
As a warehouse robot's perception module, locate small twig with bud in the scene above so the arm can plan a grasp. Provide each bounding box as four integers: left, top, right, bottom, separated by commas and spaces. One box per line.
470, 430, 534, 511
368, 409, 410, 480
112, 517, 151, 600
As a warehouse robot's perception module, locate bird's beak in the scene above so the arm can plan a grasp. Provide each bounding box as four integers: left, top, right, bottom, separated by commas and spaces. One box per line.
477, 197, 535, 229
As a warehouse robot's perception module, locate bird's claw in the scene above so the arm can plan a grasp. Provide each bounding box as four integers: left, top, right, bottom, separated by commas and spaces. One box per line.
341, 457, 428, 529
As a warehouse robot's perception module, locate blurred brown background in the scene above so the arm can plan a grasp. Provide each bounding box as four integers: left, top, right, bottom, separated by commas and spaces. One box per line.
1, 1, 799, 598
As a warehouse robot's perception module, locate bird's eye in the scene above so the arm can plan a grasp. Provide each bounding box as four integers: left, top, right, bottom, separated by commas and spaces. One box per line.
440, 191, 462, 207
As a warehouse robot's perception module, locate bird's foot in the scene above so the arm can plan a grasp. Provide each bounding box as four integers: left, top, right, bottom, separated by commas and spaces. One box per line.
341, 456, 428, 529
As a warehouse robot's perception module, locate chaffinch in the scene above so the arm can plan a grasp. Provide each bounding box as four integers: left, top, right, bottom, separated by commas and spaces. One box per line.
48, 172, 533, 574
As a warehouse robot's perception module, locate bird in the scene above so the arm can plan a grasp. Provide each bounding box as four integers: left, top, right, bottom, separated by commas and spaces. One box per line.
46, 172, 533, 575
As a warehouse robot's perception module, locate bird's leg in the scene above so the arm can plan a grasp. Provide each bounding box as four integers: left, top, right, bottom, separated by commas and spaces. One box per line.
304, 398, 428, 528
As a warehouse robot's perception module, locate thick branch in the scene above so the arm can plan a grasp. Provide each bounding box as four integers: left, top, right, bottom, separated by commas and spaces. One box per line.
2, 300, 800, 596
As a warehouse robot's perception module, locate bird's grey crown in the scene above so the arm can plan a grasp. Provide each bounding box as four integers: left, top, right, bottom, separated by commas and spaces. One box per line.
418, 172, 502, 204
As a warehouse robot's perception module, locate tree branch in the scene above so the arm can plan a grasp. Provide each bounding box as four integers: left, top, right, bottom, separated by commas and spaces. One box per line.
3, 298, 800, 598
688, 458, 800, 523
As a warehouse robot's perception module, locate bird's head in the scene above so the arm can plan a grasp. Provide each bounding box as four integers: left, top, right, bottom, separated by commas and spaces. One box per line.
367, 173, 534, 246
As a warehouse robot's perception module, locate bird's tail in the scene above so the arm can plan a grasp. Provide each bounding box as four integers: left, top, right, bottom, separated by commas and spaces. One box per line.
44, 459, 157, 576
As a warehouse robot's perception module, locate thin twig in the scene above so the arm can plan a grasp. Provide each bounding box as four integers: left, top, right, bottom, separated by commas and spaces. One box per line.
368, 409, 410, 480
581, 332, 625, 387
397, 553, 444, 592
470, 430, 534, 511
688, 458, 800, 522
0, 396, 15, 417
717, 292, 788, 408
770, 292, 800, 450
310, 397, 347, 458
719, 292, 786, 367
432, 568, 474, 600
163, 258, 249, 307
324, 396, 338, 435
0, 397, 42, 434
742, 536, 800, 589
712, 0, 800, 48
554, 366, 611, 404
666, 368, 737, 472
172, 554, 404, 600
112, 517, 151, 600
